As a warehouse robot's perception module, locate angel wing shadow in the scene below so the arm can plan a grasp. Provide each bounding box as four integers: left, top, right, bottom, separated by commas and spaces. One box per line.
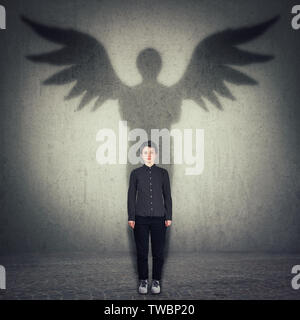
20, 14, 280, 115
20, 14, 279, 261
20, 13, 280, 178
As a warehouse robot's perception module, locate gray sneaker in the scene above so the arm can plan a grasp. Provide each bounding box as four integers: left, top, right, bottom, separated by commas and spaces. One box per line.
138, 279, 148, 294
151, 279, 161, 294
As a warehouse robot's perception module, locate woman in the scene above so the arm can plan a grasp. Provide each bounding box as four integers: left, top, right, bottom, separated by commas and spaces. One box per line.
127, 140, 172, 294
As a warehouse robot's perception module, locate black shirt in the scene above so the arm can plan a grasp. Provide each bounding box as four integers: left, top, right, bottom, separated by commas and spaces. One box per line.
127, 164, 172, 221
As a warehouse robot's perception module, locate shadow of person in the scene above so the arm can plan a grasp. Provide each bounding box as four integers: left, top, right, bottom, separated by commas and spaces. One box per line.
123, 48, 180, 280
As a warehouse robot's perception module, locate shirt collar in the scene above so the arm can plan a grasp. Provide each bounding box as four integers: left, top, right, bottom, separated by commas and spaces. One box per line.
143, 163, 156, 169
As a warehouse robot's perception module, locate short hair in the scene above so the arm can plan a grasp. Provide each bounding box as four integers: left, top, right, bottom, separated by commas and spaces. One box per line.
139, 140, 158, 154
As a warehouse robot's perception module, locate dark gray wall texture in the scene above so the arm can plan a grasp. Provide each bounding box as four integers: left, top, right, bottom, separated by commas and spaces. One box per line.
0, 0, 299, 254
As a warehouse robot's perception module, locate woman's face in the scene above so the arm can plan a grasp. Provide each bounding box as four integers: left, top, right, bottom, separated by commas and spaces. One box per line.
141, 146, 156, 164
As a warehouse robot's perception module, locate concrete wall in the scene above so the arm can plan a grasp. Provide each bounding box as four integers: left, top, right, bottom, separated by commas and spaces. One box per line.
0, 0, 299, 254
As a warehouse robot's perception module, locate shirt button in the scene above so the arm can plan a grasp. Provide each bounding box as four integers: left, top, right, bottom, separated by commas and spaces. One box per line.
151, 208, 153, 210
150, 195, 152, 198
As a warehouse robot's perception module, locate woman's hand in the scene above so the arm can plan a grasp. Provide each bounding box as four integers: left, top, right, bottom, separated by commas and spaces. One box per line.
128, 220, 135, 229
165, 220, 172, 227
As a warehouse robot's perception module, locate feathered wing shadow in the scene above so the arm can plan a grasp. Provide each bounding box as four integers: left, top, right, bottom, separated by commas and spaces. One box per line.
21, 15, 125, 111
172, 15, 280, 111
21, 14, 280, 113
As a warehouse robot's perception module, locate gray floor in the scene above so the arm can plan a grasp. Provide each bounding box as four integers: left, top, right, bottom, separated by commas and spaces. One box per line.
0, 252, 299, 300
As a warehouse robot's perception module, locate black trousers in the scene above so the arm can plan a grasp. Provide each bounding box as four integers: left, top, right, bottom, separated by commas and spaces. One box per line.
134, 215, 167, 281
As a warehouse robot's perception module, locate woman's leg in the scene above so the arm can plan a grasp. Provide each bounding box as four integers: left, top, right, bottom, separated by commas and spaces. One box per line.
134, 217, 150, 280
150, 217, 167, 281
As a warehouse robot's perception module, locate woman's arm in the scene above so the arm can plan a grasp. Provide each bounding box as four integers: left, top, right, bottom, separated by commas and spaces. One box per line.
127, 169, 137, 222
162, 169, 172, 221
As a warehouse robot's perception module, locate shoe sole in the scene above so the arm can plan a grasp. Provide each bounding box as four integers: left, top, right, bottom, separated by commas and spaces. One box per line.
151, 290, 161, 294
138, 291, 148, 294
138, 286, 148, 295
